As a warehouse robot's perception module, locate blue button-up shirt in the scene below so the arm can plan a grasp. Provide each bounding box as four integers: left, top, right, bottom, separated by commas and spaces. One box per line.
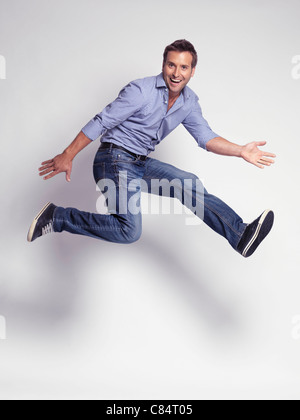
82, 73, 219, 156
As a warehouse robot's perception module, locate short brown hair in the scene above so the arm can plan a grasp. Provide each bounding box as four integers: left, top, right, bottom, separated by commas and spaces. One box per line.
163, 40, 198, 68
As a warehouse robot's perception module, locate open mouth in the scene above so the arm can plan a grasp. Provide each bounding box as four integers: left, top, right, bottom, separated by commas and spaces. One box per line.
170, 78, 182, 85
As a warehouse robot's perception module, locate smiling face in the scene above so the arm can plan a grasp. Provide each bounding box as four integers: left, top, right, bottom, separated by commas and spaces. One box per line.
162, 51, 196, 98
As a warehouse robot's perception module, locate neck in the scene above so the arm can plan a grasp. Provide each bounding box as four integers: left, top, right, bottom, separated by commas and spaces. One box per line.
169, 91, 181, 101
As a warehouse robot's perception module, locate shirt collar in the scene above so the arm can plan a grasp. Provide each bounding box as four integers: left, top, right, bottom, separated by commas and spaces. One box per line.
156, 73, 191, 100
156, 73, 167, 88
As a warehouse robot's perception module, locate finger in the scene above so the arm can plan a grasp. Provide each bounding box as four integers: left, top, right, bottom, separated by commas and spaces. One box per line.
257, 158, 270, 166
260, 158, 275, 165
262, 152, 276, 158
41, 159, 54, 166
43, 171, 59, 180
39, 168, 55, 177
256, 141, 267, 147
39, 163, 54, 171
254, 162, 265, 169
259, 158, 276, 167
66, 169, 71, 183
39, 163, 54, 172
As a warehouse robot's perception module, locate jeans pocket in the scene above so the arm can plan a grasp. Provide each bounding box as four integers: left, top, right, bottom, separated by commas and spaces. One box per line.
113, 152, 138, 164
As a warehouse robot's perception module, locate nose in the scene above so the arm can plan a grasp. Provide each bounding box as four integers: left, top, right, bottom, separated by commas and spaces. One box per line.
173, 67, 181, 79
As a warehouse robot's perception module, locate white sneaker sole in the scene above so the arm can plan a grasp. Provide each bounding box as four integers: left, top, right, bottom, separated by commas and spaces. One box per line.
242, 209, 272, 257
27, 202, 52, 243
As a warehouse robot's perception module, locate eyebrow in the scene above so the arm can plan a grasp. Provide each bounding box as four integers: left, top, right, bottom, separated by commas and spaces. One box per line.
167, 61, 190, 68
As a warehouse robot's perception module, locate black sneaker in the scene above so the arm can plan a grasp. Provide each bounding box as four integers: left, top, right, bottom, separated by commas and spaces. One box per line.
237, 210, 274, 258
27, 202, 57, 243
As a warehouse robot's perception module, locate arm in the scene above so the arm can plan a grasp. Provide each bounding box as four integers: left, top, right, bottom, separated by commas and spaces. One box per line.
206, 137, 276, 169
182, 99, 276, 169
39, 80, 145, 182
39, 131, 92, 182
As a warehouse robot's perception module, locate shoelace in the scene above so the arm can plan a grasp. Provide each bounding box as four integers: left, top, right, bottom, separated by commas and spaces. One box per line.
42, 222, 54, 236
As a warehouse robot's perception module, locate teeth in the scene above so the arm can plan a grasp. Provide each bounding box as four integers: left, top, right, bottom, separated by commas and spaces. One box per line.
171, 79, 181, 83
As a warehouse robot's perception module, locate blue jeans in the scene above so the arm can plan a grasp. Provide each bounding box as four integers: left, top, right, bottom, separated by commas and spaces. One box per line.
53, 145, 247, 250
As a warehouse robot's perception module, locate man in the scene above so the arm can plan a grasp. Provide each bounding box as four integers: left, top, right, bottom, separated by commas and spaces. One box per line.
27, 40, 276, 258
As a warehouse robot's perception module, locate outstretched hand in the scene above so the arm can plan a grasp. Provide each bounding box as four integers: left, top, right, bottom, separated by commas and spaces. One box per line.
39, 152, 73, 182
241, 141, 276, 169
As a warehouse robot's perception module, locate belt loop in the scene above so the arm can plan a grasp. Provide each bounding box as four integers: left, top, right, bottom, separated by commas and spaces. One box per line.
109, 143, 113, 154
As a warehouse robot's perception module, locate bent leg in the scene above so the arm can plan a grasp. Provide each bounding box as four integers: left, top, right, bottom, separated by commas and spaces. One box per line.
53, 147, 147, 244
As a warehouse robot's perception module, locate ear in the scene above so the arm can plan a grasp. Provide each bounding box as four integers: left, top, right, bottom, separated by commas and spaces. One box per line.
191, 67, 196, 78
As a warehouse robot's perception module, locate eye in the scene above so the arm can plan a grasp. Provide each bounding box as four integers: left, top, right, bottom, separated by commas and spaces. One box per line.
182, 66, 188, 70
168, 63, 175, 68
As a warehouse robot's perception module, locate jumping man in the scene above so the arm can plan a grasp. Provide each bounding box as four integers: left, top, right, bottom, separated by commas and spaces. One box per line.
28, 40, 276, 258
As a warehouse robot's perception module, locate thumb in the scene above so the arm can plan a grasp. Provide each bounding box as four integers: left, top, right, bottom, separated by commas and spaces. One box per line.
66, 168, 71, 183
256, 141, 267, 147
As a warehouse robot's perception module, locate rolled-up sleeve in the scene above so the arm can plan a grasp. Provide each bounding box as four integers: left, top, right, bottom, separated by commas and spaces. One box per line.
182, 99, 219, 150
82, 81, 146, 141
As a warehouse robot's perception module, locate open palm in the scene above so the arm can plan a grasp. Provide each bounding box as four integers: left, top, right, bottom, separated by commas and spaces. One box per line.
241, 141, 276, 169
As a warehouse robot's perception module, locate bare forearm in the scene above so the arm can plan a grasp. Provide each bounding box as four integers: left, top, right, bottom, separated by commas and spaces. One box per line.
206, 137, 243, 157
63, 131, 93, 160
206, 136, 276, 169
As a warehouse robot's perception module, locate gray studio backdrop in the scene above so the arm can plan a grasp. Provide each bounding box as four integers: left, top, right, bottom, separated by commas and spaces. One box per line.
0, 0, 300, 400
